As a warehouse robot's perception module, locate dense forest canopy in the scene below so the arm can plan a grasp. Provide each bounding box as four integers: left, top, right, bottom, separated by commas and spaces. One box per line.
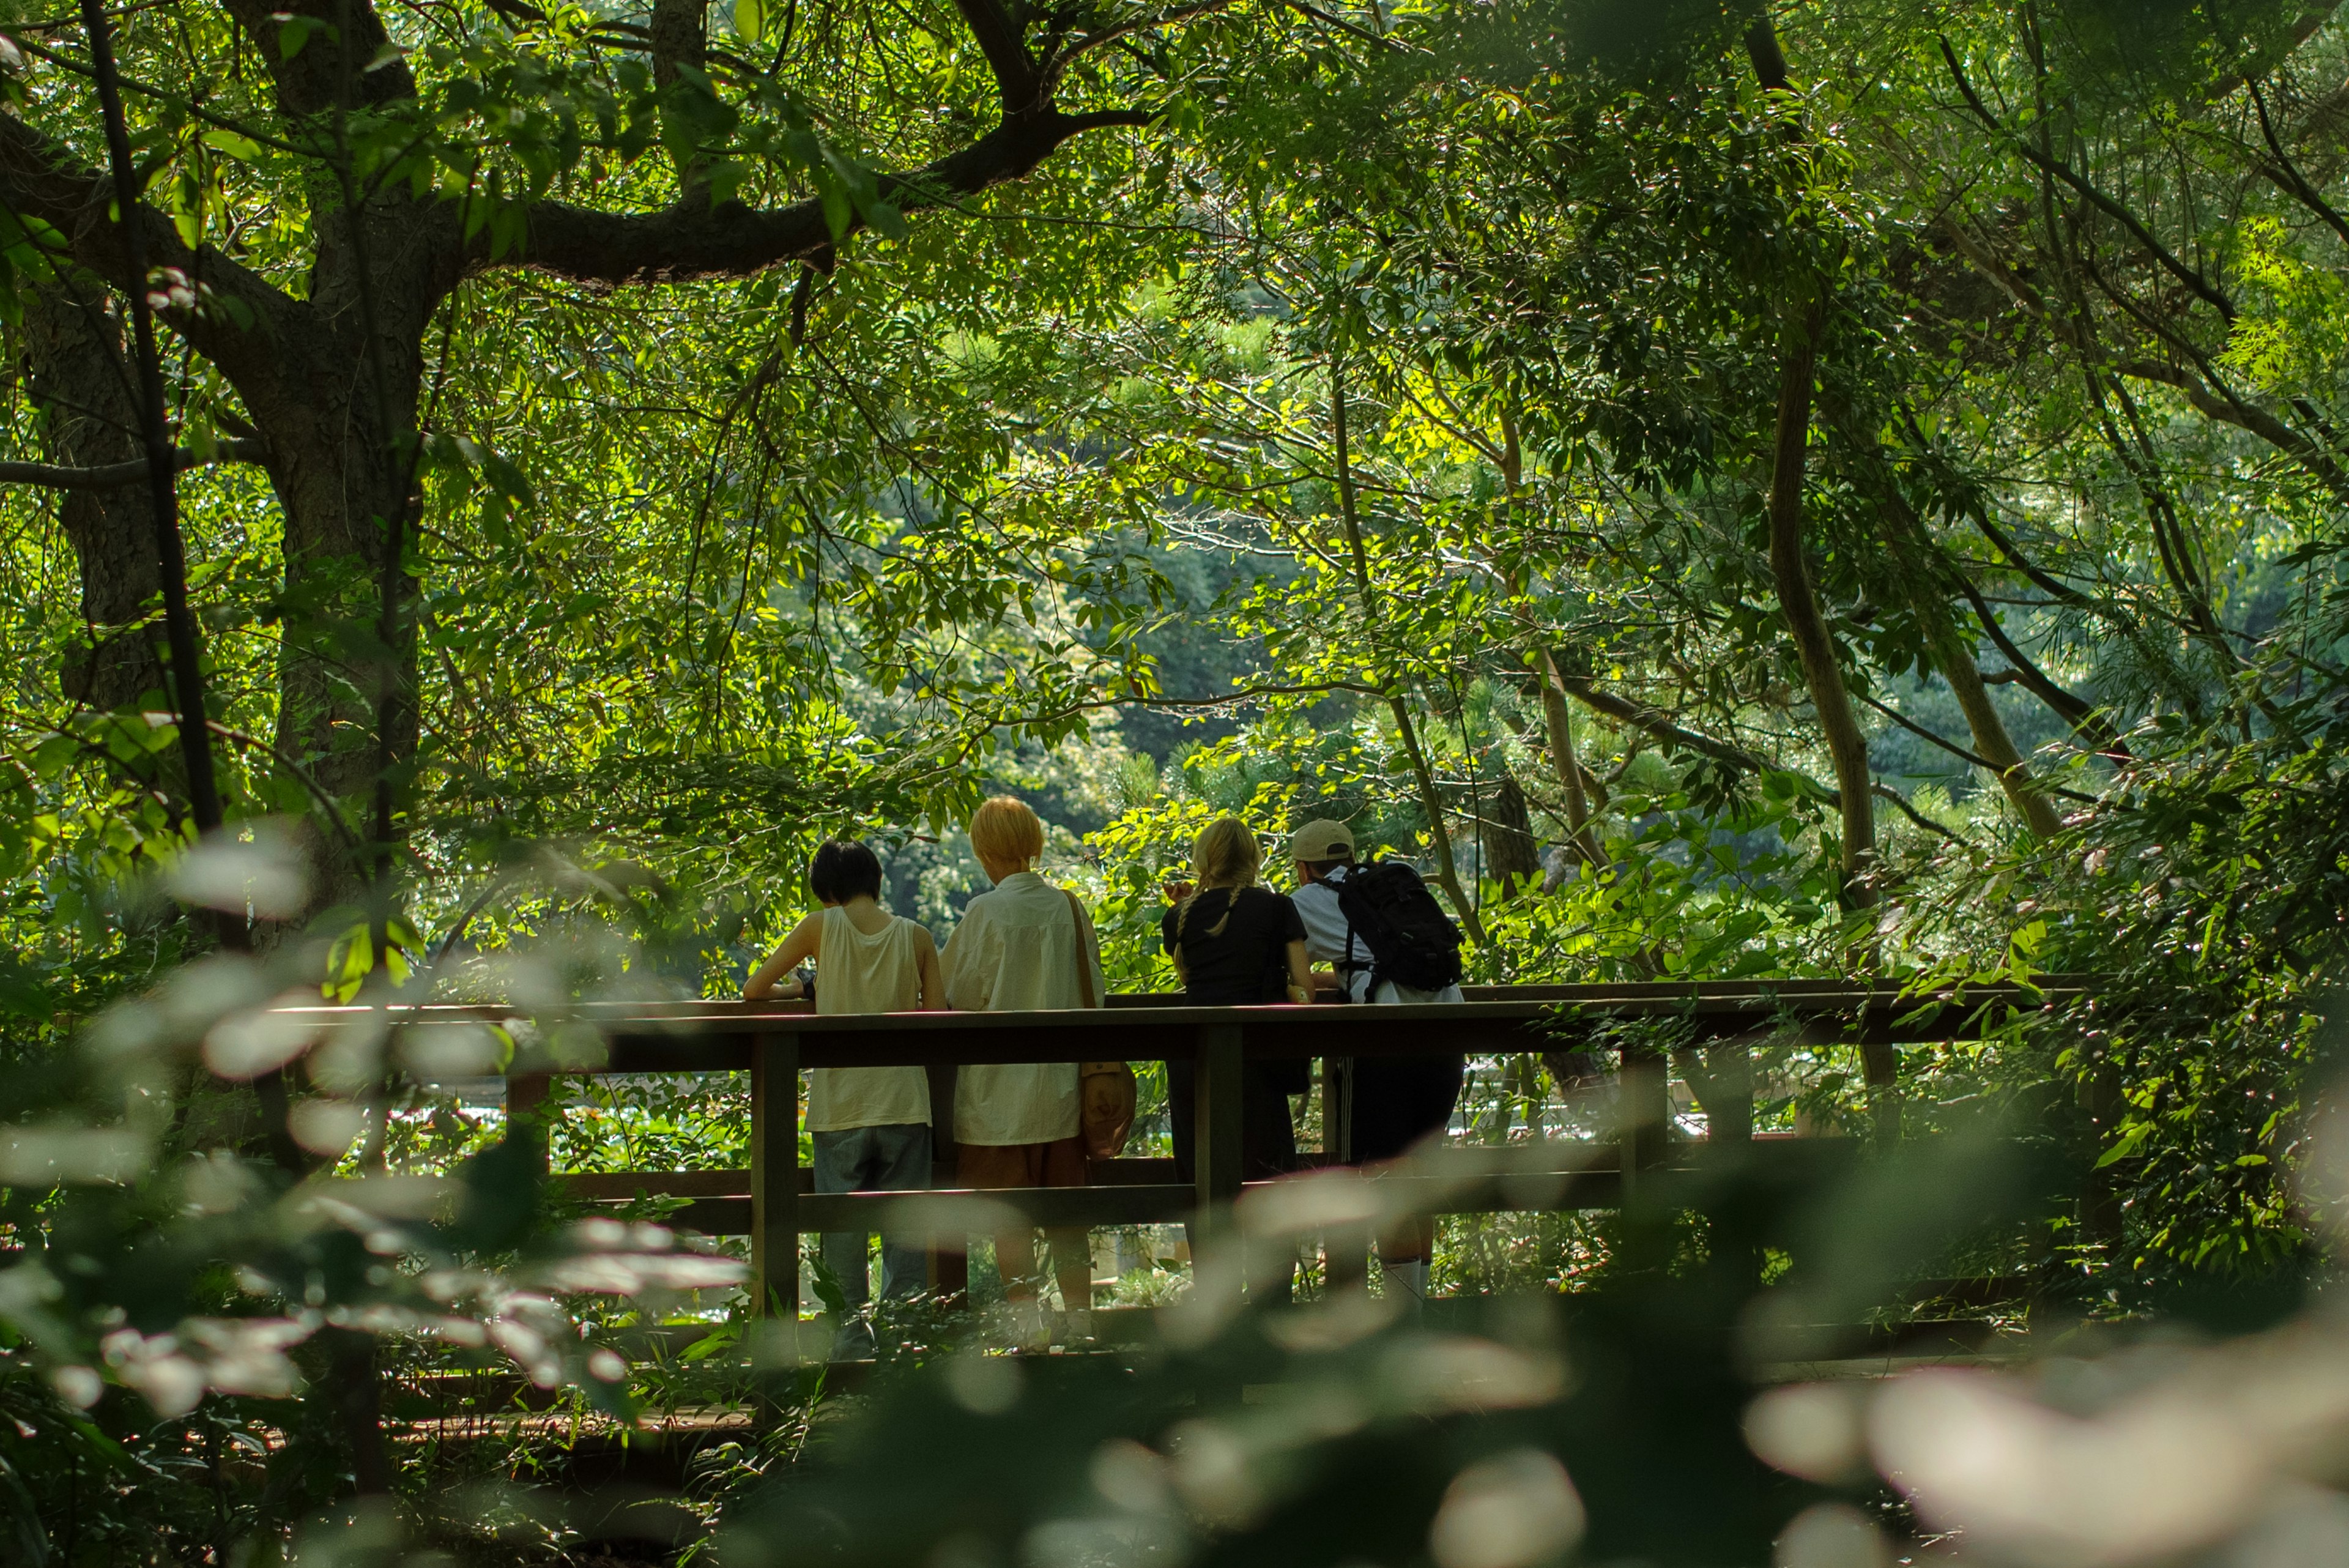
5, 0, 2349, 1557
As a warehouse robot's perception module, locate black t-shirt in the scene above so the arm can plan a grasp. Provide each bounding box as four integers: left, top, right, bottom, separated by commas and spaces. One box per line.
1160, 885, 1307, 1006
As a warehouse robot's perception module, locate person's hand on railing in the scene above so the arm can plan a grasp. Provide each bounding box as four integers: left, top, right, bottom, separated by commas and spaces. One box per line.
1283, 939, 1314, 1005
744, 970, 806, 1002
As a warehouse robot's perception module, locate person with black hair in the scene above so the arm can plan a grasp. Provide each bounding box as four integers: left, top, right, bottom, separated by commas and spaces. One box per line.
746, 839, 944, 1359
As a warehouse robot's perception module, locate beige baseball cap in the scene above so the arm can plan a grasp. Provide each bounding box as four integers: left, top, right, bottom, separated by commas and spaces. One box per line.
1287, 819, 1356, 861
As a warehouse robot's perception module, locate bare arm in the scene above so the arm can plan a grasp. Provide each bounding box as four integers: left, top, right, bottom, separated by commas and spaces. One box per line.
1284, 940, 1313, 1005
744, 912, 822, 1000
915, 927, 947, 1011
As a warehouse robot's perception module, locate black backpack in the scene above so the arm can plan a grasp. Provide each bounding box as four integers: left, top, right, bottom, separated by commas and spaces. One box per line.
1332, 858, 1464, 997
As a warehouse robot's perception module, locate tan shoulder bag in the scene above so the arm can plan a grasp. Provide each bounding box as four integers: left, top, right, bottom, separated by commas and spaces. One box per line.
1066, 888, 1137, 1159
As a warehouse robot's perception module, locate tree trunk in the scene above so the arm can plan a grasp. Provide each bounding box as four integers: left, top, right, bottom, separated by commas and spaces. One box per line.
1920, 604, 2067, 838
1535, 651, 1606, 869
1762, 300, 1901, 1132
25, 289, 169, 719
244, 192, 440, 906
1764, 303, 1877, 906
1485, 772, 1542, 897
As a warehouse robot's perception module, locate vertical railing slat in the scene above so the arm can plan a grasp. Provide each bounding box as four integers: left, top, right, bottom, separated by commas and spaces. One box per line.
1193, 1024, 1244, 1238
751, 1028, 803, 1339
1617, 1042, 1671, 1203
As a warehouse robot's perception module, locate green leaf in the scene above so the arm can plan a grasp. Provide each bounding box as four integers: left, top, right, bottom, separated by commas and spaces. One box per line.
201, 128, 264, 162
30, 732, 80, 781
274, 14, 324, 60
734, 0, 765, 45
2095, 1120, 2157, 1169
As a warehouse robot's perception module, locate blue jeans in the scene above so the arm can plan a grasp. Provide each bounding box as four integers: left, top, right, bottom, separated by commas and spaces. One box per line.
811, 1123, 933, 1311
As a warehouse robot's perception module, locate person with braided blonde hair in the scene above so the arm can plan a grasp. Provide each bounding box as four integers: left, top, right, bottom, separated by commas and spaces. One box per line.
1161, 818, 1315, 1294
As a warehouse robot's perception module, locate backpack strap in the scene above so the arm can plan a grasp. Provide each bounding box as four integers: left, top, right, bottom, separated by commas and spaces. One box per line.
1329, 864, 1364, 1005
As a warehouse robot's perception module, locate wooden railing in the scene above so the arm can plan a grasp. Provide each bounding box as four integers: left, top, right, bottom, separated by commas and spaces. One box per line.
313, 978, 2084, 1318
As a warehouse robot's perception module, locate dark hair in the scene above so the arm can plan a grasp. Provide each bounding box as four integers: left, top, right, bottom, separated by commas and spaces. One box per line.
809, 840, 884, 904
1304, 853, 1356, 875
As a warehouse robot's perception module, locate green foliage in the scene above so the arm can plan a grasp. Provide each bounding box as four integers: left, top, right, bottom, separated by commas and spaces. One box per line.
7, 0, 2349, 1555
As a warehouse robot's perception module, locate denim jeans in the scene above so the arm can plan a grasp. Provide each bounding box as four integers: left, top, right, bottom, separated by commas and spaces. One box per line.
810, 1123, 933, 1312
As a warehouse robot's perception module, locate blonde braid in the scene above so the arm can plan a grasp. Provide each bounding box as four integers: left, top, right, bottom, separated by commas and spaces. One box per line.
1176, 817, 1260, 953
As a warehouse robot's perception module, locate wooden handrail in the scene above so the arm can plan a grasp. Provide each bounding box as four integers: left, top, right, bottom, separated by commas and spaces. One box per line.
284, 979, 2082, 1072
358, 979, 2085, 1334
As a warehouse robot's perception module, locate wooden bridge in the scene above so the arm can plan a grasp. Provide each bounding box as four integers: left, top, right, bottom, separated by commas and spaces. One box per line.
411, 977, 2088, 1324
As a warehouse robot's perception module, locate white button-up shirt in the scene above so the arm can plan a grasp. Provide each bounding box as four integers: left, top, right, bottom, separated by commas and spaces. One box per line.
940, 871, 1105, 1145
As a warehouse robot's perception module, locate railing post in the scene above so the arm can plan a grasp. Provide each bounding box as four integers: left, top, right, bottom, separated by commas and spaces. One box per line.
751, 1029, 802, 1336
924, 1062, 966, 1299
1320, 1054, 1368, 1290
1617, 1041, 1671, 1202
503, 1071, 551, 1169
1859, 1000, 1902, 1142
1706, 1038, 1754, 1143
1193, 1024, 1244, 1247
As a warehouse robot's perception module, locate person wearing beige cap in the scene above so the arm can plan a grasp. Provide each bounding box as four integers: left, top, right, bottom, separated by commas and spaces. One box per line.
1288, 817, 1466, 1316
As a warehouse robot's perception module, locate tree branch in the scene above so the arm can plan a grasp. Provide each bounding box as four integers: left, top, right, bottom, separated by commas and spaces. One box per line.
951, 0, 1041, 112
1872, 782, 1973, 846
1857, 691, 1996, 771
1551, 673, 1778, 775
1856, 690, 2099, 804
1936, 214, 2349, 507
1939, 35, 2236, 322
505, 106, 1151, 285
0, 438, 267, 491
1554, 672, 1972, 844
1952, 574, 2134, 760
0, 114, 299, 388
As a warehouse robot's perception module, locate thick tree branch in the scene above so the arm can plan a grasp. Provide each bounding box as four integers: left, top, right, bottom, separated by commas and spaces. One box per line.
505, 105, 1151, 284
1553, 673, 1770, 775
213, 0, 419, 119
952, 0, 1042, 112
1953, 574, 2134, 760
0, 114, 297, 387
0, 439, 268, 491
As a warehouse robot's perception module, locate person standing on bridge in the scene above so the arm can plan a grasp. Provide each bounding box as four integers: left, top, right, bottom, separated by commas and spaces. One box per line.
744, 839, 946, 1361
941, 796, 1107, 1350
1288, 818, 1467, 1318
1162, 816, 1317, 1301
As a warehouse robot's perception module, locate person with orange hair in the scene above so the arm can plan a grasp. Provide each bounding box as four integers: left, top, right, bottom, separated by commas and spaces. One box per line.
940, 796, 1107, 1348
